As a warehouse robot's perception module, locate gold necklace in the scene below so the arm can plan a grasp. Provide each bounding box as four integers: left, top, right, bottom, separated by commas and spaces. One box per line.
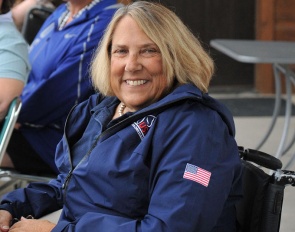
118, 103, 126, 116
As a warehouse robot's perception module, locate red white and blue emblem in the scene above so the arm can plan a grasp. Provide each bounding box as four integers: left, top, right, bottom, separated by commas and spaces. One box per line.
132, 115, 156, 140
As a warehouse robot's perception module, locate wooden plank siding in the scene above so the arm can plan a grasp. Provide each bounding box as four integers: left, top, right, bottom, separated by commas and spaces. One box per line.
145, 0, 256, 89
256, 0, 295, 93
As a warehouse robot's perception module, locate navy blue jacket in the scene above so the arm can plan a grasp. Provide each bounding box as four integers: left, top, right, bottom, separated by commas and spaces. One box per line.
1, 84, 242, 231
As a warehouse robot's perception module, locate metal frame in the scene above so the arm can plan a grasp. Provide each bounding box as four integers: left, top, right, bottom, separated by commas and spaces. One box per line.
0, 97, 22, 162
0, 97, 53, 193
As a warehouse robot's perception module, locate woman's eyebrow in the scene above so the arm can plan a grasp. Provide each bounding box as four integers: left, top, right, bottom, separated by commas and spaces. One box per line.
112, 42, 157, 47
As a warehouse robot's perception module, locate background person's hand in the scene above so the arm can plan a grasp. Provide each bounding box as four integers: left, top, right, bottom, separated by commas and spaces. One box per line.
0, 210, 12, 232
14, 123, 21, 129
9, 217, 56, 232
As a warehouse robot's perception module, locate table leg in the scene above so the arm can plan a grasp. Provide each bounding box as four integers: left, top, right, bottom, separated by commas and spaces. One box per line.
274, 64, 292, 160
281, 67, 295, 155
281, 66, 295, 169
255, 64, 282, 150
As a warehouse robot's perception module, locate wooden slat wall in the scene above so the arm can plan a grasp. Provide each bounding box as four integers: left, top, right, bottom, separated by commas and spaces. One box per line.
255, 0, 275, 93
256, 0, 295, 93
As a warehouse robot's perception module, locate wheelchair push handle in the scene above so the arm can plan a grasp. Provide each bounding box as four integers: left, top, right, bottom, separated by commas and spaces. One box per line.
238, 147, 282, 170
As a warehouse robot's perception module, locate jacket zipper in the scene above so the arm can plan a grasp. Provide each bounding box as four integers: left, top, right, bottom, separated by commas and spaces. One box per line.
61, 105, 77, 203
62, 170, 73, 189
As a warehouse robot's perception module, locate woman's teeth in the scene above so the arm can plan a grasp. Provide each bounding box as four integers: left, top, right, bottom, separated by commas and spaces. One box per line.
126, 80, 147, 86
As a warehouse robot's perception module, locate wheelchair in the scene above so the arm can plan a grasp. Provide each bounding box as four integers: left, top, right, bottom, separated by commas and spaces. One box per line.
237, 147, 295, 232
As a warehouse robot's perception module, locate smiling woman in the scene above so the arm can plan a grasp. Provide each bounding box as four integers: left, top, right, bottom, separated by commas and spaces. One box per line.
0, 2, 242, 232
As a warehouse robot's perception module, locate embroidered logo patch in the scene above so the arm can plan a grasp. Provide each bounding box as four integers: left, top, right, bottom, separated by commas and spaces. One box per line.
132, 115, 156, 140
183, 163, 211, 187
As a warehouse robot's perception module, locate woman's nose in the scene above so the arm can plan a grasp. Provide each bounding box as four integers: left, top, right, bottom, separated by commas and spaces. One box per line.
125, 54, 142, 72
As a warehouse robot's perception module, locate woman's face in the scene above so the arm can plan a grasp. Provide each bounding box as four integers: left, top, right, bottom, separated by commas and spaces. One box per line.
110, 16, 168, 112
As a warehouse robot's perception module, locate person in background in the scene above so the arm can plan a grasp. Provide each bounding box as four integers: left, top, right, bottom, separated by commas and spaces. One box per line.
0, 0, 30, 121
0, 1, 242, 231
12, 0, 59, 31
1, 0, 123, 175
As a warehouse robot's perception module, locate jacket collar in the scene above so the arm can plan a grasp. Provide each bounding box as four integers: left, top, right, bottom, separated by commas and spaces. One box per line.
89, 84, 235, 139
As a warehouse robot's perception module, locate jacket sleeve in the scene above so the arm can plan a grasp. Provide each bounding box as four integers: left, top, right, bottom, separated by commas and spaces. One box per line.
0, 175, 65, 219
52, 103, 243, 232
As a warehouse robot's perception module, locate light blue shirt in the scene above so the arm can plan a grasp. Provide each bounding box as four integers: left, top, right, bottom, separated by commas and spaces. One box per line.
0, 12, 30, 83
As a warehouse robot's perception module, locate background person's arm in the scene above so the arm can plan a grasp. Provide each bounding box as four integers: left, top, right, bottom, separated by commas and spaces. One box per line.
0, 79, 24, 121
12, 0, 54, 31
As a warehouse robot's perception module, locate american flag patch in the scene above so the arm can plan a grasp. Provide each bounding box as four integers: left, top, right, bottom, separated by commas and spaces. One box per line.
183, 163, 211, 187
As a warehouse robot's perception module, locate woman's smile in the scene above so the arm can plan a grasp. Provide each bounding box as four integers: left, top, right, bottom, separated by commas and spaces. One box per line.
125, 80, 148, 86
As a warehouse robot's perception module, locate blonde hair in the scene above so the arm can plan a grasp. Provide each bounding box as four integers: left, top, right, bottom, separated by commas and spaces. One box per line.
91, 1, 214, 95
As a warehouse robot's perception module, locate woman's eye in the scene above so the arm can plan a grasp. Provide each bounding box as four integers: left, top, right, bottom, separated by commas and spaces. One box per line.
143, 48, 156, 53
112, 49, 128, 57
117, 49, 128, 54
141, 48, 159, 56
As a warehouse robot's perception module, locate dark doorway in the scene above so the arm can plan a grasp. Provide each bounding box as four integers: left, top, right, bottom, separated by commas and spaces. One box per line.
143, 0, 256, 90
